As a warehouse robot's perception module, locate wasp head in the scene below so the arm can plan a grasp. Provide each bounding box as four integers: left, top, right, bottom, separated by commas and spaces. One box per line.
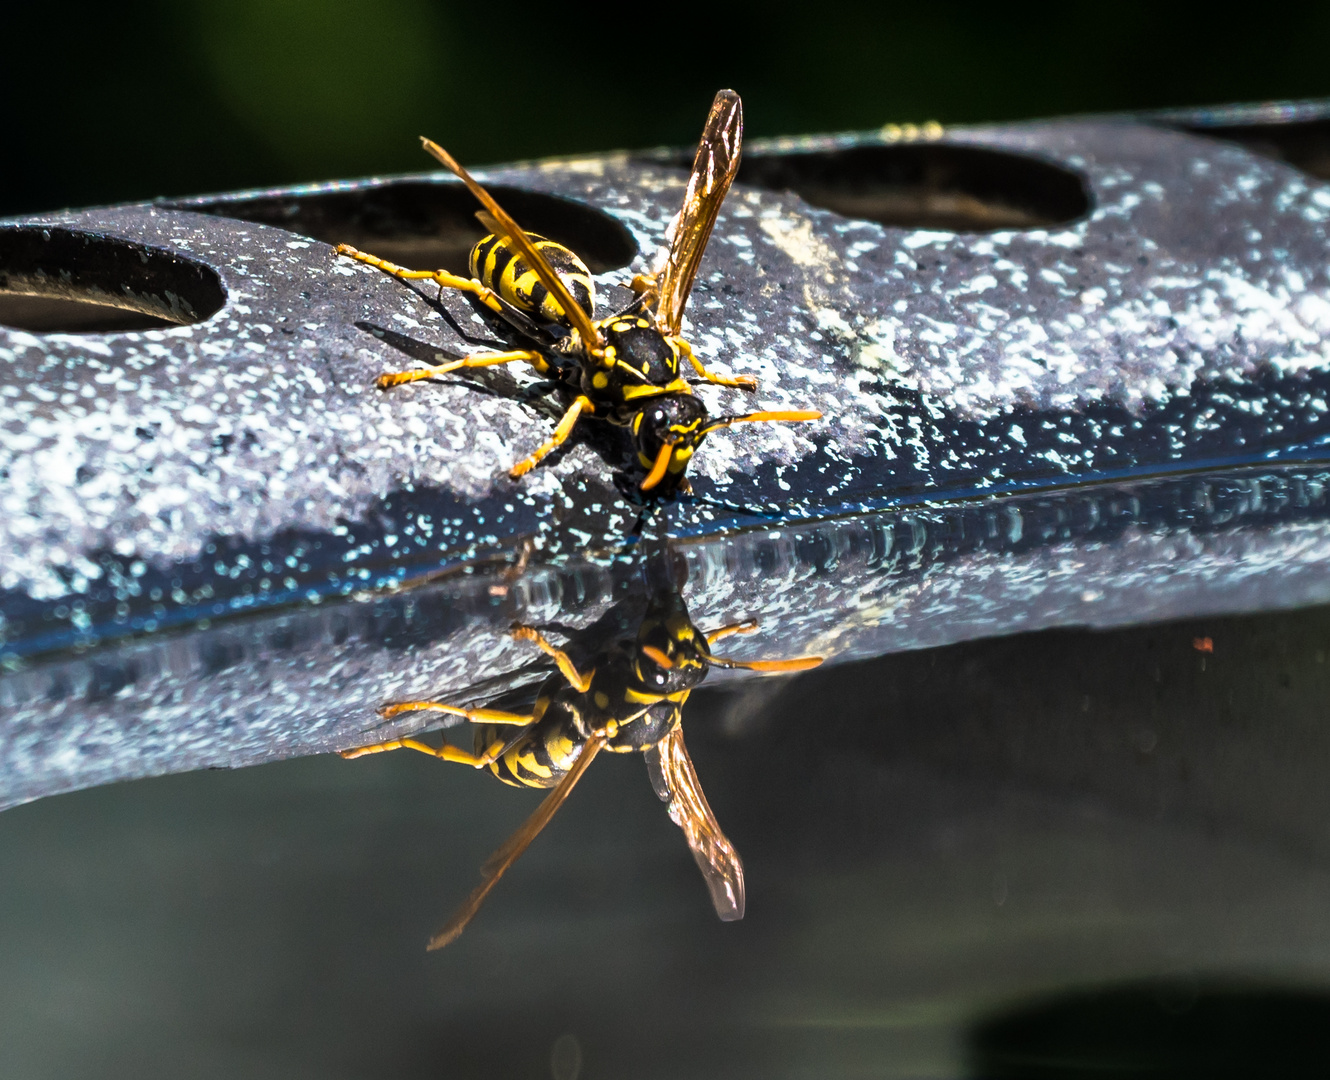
631, 394, 710, 492
632, 587, 711, 692
631, 395, 823, 493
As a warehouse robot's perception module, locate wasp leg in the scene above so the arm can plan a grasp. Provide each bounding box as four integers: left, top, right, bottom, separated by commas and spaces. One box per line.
335, 243, 509, 318
509, 394, 594, 478
673, 338, 758, 391
376, 701, 534, 724
629, 271, 660, 306
511, 624, 593, 692
339, 736, 499, 767
340, 699, 535, 764
376, 349, 548, 389
706, 619, 758, 644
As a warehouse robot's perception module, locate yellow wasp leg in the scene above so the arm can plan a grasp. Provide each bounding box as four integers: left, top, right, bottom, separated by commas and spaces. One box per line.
707, 619, 758, 644
340, 736, 503, 767
335, 243, 508, 317
509, 394, 594, 478
340, 699, 535, 764
629, 271, 659, 298
673, 338, 758, 391
376, 701, 534, 724
511, 624, 593, 692
376, 349, 547, 389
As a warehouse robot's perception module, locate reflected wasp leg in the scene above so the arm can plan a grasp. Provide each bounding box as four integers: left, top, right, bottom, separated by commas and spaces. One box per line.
334, 244, 509, 317
511, 624, 593, 692
375, 349, 548, 389
340, 737, 497, 768
377, 701, 534, 724
673, 338, 757, 391
509, 394, 594, 478
341, 701, 535, 765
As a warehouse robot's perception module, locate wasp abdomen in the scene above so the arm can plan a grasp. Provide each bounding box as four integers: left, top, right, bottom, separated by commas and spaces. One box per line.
470, 232, 595, 326
476, 704, 584, 790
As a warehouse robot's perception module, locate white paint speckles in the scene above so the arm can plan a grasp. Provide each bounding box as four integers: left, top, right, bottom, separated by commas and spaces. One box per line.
758, 214, 838, 277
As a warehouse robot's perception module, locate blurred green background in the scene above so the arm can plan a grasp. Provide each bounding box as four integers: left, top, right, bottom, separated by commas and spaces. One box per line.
5, 1, 1330, 216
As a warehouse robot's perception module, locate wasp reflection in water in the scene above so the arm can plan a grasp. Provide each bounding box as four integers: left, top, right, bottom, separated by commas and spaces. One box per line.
340, 581, 822, 949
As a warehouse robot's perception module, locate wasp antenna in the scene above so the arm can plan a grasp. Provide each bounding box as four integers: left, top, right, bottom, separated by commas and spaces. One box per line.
708, 654, 824, 673
705, 409, 822, 434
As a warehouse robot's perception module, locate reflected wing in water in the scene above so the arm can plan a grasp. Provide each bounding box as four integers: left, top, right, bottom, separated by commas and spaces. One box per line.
645, 727, 745, 921
428, 733, 607, 950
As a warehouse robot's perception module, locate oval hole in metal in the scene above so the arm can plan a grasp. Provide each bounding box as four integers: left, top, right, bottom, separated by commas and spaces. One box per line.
736, 143, 1092, 231
1162, 115, 1330, 181
174, 181, 639, 276
0, 227, 226, 334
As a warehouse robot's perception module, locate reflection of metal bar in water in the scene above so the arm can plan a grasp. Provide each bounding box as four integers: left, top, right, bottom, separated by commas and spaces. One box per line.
6, 463, 1330, 810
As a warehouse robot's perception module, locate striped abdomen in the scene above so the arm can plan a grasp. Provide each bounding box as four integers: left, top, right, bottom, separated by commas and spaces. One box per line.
475, 689, 686, 790
470, 232, 595, 327
476, 706, 584, 790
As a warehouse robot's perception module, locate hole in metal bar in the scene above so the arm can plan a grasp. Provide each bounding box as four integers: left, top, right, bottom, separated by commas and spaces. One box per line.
1166, 116, 1330, 180
175, 181, 639, 275
735, 143, 1092, 231
0, 227, 225, 334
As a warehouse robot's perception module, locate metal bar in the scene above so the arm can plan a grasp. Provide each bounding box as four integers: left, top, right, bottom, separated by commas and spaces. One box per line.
5, 103, 1330, 805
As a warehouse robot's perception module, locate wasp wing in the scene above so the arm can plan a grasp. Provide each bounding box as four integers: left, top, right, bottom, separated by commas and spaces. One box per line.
427, 733, 606, 950
644, 726, 745, 921
655, 90, 744, 337
419, 138, 604, 348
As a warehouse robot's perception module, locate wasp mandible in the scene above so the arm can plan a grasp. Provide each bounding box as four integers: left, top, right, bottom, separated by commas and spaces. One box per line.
341, 585, 822, 948
336, 90, 820, 493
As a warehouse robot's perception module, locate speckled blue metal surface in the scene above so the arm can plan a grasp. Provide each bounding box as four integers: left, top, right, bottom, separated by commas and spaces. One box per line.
5, 107, 1330, 807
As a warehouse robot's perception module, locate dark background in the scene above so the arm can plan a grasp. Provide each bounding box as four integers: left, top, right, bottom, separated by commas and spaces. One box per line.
5, 1, 1330, 216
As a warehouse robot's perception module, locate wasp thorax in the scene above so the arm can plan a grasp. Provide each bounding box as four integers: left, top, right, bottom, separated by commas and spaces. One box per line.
599, 317, 679, 385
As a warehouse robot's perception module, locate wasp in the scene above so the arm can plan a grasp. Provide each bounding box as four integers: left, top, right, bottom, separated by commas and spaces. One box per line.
341, 580, 822, 948
336, 90, 820, 493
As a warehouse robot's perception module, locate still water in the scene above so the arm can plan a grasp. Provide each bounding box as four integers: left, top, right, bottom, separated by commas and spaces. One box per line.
4, 599, 1330, 1078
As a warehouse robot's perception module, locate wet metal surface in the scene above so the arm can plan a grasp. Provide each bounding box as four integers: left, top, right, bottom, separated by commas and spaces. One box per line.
3, 464, 1330, 811
5, 105, 1330, 809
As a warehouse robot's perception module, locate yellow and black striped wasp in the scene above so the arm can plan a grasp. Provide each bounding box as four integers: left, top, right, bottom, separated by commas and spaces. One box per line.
340, 572, 822, 948
336, 90, 820, 493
